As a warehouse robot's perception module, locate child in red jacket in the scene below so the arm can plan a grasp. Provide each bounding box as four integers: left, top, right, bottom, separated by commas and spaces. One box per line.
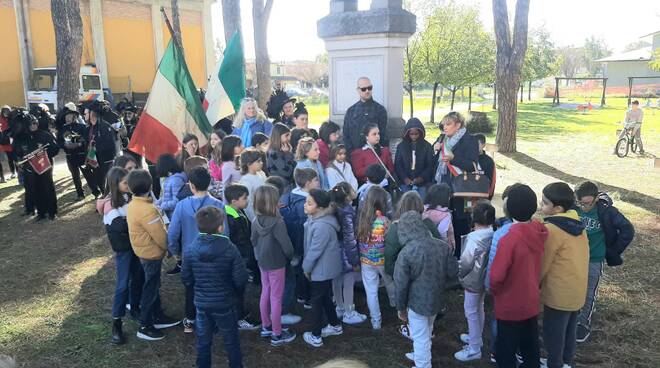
489, 184, 548, 368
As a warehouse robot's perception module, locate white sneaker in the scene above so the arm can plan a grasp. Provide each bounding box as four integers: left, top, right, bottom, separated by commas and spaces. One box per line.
454, 346, 481, 362
405, 352, 414, 361
399, 324, 412, 340
342, 310, 366, 325
371, 319, 382, 330
321, 324, 343, 337
281, 314, 302, 325
335, 306, 345, 319
303, 331, 323, 347
539, 358, 571, 368
460, 333, 470, 344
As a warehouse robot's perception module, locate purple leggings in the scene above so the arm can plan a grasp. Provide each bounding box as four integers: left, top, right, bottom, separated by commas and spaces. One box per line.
260, 267, 286, 335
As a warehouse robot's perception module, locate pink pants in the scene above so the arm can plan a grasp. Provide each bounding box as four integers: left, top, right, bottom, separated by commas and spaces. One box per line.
260, 267, 286, 335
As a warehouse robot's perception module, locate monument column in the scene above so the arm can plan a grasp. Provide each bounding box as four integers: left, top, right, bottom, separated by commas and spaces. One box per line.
317, 0, 415, 147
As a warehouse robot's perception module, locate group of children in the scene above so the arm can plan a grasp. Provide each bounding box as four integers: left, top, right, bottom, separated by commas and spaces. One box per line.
91, 100, 635, 368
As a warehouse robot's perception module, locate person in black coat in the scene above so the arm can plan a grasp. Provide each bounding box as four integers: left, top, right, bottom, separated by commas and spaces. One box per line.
432, 112, 479, 257
56, 103, 101, 199
32, 103, 54, 133
84, 102, 117, 194
12, 109, 60, 220
343, 77, 388, 153
394, 117, 434, 198
474, 133, 496, 200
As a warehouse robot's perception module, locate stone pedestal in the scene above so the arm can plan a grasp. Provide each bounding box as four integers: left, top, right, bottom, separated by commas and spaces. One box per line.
317, 0, 415, 145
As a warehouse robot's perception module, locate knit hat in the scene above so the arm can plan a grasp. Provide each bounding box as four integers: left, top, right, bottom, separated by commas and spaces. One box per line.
506, 184, 537, 222
64, 102, 79, 114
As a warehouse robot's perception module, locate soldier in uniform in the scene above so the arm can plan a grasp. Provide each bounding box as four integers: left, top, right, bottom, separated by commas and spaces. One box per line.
12, 109, 60, 220
84, 101, 118, 194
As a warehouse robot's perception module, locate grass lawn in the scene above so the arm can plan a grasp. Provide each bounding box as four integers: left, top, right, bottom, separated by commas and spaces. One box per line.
1, 99, 659, 367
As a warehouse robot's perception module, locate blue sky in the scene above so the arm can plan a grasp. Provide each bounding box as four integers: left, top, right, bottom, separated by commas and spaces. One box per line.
211, 0, 660, 61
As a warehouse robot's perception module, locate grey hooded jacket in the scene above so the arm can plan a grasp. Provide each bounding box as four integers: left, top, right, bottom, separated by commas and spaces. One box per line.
394, 211, 458, 316
251, 215, 294, 271
303, 208, 343, 282
458, 227, 494, 293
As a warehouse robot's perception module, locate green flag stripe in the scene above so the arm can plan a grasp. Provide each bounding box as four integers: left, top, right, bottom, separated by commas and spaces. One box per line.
219, 31, 246, 112
159, 41, 212, 137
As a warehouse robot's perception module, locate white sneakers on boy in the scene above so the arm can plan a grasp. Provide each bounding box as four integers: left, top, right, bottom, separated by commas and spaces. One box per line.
303, 332, 323, 347
405, 352, 414, 361
281, 313, 302, 325
371, 319, 382, 330
460, 333, 470, 344
454, 345, 481, 362
342, 310, 367, 324
321, 324, 343, 337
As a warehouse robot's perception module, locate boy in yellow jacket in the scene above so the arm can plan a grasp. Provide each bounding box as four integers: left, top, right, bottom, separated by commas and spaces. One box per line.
127, 169, 180, 341
540, 182, 589, 368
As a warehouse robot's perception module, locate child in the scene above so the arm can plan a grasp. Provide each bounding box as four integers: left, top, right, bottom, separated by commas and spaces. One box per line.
208, 129, 225, 199
394, 211, 456, 368
112, 155, 138, 172
350, 123, 394, 185
224, 184, 260, 288
97, 167, 144, 345
290, 127, 310, 155
330, 182, 367, 324
302, 189, 344, 347
179, 133, 200, 167
326, 144, 358, 192
265, 175, 288, 198
280, 168, 320, 317
356, 186, 396, 329
126, 169, 180, 341
356, 164, 393, 216
238, 148, 267, 220
295, 137, 330, 190
292, 102, 311, 131
394, 117, 434, 198
540, 182, 589, 368
155, 153, 186, 219
207, 129, 225, 161
167, 167, 229, 334
251, 185, 297, 346
232, 97, 272, 147
574, 181, 634, 343
221, 135, 244, 194
455, 201, 495, 362
266, 123, 296, 186
422, 183, 455, 250
489, 184, 547, 367
251, 132, 270, 153
181, 206, 247, 368
474, 134, 496, 200
317, 120, 341, 167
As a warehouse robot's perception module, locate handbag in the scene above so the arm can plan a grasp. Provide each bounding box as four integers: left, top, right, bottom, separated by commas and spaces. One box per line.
451, 162, 491, 198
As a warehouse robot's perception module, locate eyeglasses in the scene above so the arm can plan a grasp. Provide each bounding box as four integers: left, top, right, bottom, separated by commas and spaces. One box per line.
577, 197, 596, 209
358, 86, 373, 92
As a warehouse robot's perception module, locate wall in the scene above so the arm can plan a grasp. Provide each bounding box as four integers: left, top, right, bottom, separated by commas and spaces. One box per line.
604, 60, 660, 87
0, 0, 23, 105
160, 9, 206, 88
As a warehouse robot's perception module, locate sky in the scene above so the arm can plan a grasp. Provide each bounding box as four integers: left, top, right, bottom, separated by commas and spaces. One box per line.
210, 0, 660, 62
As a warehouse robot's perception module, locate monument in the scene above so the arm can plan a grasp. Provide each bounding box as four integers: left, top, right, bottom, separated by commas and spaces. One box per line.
317, 0, 416, 147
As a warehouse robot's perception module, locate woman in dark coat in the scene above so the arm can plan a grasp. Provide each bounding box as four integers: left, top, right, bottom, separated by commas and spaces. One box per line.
432, 112, 479, 257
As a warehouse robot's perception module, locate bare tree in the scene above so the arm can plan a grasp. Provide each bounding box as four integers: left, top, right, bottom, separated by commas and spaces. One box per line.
222, 0, 242, 45
492, 0, 530, 153
558, 46, 582, 80
51, 0, 83, 108
171, 0, 183, 52
252, 0, 274, 109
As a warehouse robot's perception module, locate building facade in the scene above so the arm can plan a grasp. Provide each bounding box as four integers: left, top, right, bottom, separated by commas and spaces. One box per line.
597, 31, 660, 89
0, 0, 215, 106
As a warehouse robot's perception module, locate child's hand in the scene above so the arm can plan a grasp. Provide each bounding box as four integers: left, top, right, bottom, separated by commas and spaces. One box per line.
290, 256, 300, 267
304, 272, 311, 281
442, 152, 454, 162
397, 310, 407, 323
404, 178, 413, 186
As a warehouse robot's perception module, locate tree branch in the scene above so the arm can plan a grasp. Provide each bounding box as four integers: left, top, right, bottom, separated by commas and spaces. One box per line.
264, 0, 274, 19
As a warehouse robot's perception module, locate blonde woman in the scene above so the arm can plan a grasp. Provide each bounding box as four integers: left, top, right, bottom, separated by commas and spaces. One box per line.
232, 97, 272, 147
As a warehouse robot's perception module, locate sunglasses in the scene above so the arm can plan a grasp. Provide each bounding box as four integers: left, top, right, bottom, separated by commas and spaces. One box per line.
359, 86, 373, 92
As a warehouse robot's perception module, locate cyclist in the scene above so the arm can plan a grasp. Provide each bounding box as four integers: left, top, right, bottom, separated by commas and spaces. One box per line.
615, 100, 644, 155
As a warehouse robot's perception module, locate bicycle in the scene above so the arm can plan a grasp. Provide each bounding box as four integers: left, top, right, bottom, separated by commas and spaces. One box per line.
614, 122, 639, 158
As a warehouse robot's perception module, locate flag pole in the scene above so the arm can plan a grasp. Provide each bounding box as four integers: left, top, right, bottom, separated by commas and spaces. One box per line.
160, 6, 182, 51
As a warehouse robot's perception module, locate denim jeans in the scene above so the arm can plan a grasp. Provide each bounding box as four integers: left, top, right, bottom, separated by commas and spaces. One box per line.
196, 307, 243, 368
282, 263, 297, 314
496, 316, 540, 368
112, 249, 144, 318
139, 258, 163, 327
543, 306, 578, 368
310, 279, 340, 337
185, 285, 197, 321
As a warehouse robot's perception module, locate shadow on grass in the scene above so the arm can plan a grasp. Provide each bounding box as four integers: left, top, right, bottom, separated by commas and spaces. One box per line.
505, 152, 660, 214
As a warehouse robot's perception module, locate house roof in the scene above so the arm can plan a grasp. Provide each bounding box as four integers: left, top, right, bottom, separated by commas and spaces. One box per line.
640, 30, 660, 38
596, 47, 653, 62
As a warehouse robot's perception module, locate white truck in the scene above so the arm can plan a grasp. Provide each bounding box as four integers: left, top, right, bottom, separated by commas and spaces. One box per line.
27, 65, 104, 112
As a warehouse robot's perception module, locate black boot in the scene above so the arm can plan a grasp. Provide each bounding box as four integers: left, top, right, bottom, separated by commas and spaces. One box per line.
111, 318, 125, 345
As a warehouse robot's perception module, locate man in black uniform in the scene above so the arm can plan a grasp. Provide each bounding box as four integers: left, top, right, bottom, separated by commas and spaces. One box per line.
119, 104, 143, 167
84, 101, 117, 194
342, 77, 389, 153
12, 109, 60, 220
33, 103, 55, 133
56, 102, 101, 199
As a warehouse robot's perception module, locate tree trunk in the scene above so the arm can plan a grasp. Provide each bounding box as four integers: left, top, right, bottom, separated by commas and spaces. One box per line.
492, 83, 497, 110
51, 0, 83, 109
438, 85, 443, 102
520, 83, 524, 103
252, 0, 273, 109
450, 88, 457, 110
468, 86, 472, 111
221, 0, 242, 45
430, 82, 439, 125
493, 0, 530, 153
528, 80, 532, 101
171, 0, 183, 53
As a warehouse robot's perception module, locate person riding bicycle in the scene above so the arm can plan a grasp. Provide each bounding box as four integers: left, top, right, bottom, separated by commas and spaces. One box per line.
615, 100, 644, 155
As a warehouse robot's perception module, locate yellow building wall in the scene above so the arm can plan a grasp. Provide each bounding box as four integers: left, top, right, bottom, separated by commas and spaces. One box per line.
0, 6, 24, 106
162, 24, 207, 88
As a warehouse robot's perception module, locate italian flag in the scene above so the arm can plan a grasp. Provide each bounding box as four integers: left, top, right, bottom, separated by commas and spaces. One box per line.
128, 40, 212, 163
203, 31, 245, 123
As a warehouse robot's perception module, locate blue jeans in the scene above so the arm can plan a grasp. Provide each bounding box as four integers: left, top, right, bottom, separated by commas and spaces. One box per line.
282, 263, 296, 314
196, 307, 243, 368
400, 184, 427, 199
112, 249, 144, 318
139, 258, 163, 327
